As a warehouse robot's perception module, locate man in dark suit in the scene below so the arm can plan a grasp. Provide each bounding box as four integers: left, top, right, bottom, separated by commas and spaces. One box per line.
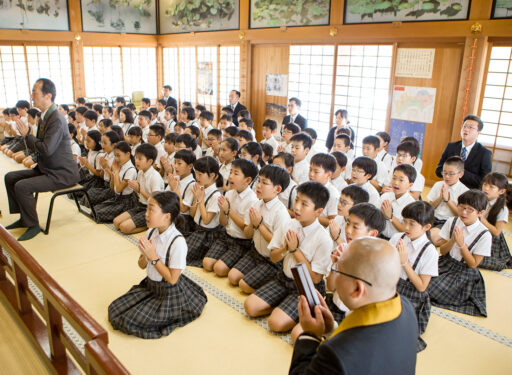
435, 115, 492, 189
228, 90, 246, 126
282, 97, 308, 130
162, 84, 178, 110
5, 78, 80, 241
289, 238, 417, 375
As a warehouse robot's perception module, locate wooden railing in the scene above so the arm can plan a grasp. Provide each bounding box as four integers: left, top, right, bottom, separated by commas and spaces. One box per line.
0, 225, 129, 375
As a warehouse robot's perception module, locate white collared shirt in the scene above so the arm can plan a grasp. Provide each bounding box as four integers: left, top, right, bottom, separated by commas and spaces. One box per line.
154, 142, 166, 168
485, 199, 509, 223
279, 178, 297, 212
219, 162, 232, 183
372, 156, 390, 186
381, 192, 416, 238
70, 140, 81, 159
390, 233, 438, 280
142, 126, 150, 142
225, 186, 258, 239
194, 183, 220, 229
359, 181, 381, 208
117, 160, 137, 195
86, 150, 104, 175
165, 173, 195, 211
383, 162, 425, 195
102, 151, 115, 182
244, 197, 291, 257
137, 167, 164, 204
146, 224, 187, 281
306, 143, 326, 162
131, 142, 142, 156
330, 175, 347, 193
331, 215, 347, 249
427, 180, 469, 220
201, 125, 213, 150
293, 158, 310, 185
269, 219, 332, 279
322, 181, 340, 218
261, 136, 279, 156
194, 145, 202, 159
440, 217, 492, 260
377, 149, 395, 171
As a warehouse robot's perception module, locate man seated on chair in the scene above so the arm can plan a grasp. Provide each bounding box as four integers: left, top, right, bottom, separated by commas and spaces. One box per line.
4, 78, 79, 241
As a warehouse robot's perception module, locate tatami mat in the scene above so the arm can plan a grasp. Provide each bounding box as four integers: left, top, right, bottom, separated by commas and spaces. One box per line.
1, 155, 511, 374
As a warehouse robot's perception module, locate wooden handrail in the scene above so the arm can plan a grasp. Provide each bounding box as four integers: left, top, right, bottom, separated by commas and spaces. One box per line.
85, 339, 130, 375
0, 225, 126, 374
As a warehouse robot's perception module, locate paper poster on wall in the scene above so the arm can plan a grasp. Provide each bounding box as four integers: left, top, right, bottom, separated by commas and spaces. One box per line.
266, 74, 288, 97
265, 103, 287, 135
197, 62, 213, 95
0, 0, 69, 31
388, 119, 426, 157
391, 85, 436, 124
395, 48, 435, 79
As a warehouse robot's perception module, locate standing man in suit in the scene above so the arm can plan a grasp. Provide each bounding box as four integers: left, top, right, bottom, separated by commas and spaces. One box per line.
289, 237, 418, 375
435, 115, 492, 189
5, 78, 80, 241
283, 97, 308, 130
162, 85, 178, 110
228, 90, 246, 126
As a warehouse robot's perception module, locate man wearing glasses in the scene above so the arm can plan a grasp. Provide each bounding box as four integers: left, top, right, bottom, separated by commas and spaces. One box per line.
289, 237, 417, 374
435, 115, 492, 189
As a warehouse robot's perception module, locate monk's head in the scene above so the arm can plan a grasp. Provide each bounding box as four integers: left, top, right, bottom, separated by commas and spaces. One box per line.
332, 237, 401, 311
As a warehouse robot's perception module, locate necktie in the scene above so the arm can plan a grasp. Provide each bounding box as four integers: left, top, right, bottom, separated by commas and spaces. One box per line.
461, 147, 467, 161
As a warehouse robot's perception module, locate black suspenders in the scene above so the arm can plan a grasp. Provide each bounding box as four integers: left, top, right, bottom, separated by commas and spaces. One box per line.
288, 185, 297, 210
399, 233, 432, 271
198, 190, 220, 226
448, 218, 489, 261
148, 229, 184, 268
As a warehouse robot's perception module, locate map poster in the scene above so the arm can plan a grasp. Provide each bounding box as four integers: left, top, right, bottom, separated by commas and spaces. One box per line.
388, 119, 426, 157
391, 85, 436, 123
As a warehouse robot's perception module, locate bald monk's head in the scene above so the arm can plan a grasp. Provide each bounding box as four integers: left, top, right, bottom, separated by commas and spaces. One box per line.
335, 237, 401, 311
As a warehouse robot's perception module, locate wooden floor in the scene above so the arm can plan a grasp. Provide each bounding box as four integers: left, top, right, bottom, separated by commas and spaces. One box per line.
0, 154, 511, 374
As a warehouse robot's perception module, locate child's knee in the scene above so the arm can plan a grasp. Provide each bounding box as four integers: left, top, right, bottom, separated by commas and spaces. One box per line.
244, 295, 260, 317
213, 260, 229, 277
268, 309, 295, 332
119, 220, 134, 234
203, 257, 216, 272
228, 268, 243, 286
239, 279, 255, 294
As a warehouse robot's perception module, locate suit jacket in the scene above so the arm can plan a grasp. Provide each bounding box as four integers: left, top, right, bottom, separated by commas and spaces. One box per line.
289, 296, 417, 375
166, 96, 178, 110
231, 102, 247, 126
25, 105, 79, 186
435, 140, 492, 189
283, 113, 308, 130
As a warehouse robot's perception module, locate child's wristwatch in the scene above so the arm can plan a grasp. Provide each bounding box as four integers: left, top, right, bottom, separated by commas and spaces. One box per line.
150, 258, 159, 265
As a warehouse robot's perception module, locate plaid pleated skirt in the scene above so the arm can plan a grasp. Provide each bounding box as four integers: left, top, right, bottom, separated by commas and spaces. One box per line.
324, 293, 346, 324
79, 170, 105, 191
397, 278, 430, 352
233, 246, 280, 290
479, 233, 512, 271
94, 193, 137, 223
175, 214, 196, 237
205, 231, 253, 269
82, 181, 115, 207
7, 137, 25, 153
125, 202, 148, 228
186, 225, 221, 267
254, 270, 326, 322
108, 275, 207, 339
428, 255, 487, 317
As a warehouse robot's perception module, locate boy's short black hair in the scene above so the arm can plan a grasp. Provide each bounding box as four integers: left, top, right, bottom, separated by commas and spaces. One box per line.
289, 97, 302, 107
174, 149, 196, 165
127, 125, 142, 138
199, 110, 214, 122
115, 96, 126, 105
195, 104, 206, 113
458, 189, 488, 212
352, 156, 377, 179
93, 103, 103, 113
84, 110, 98, 122
208, 128, 222, 139
27, 108, 40, 118
181, 107, 195, 120
260, 143, 274, 161
396, 141, 419, 158
262, 119, 277, 131
393, 164, 417, 183
331, 151, 348, 169
283, 122, 301, 135
220, 113, 233, 122
152, 191, 180, 224
224, 126, 239, 137
186, 125, 200, 138
237, 129, 253, 142
362, 135, 380, 150
60, 104, 70, 113
335, 134, 351, 147
221, 106, 234, 115
376, 131, 391, 144
85, 102, 93, 109
176, 133, 197, 150
149, 124, 165, 139
99, 118, 112, 128
182, 101, 192, 107
104, 106, 113, 115
135, 143, 158, 163
127, 103, 136, 112
238, 109, 251, 120
76, 97, 86, 105
401, 201, 434, 227
239, 118, 254, 129
9, 107, 19, 116
76, 106, 88, 115
165, 132, 178, 143
274, 152, 294, 169
138, 110, 152, 120
296, 181, 330, 210
149, 107, 159, 116
302, 128, 317, 140
174, 121, 187, 131
157, 98, 167, 106
463, 114, 484, 131
259, 164, 290, 191
110, 125, 124, 141
348, 203, 386, 234
142, 97, 151, 105
290, 133, 313, 150
231, 158, 259, 181
310, 153, 337, 174
444, 156, 465, 171
341, 185, 369, 205
15, 100, 30, 109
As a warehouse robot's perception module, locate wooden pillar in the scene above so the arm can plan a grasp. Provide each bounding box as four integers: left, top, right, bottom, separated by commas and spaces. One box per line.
451, 35, 489, 141
469, 0, 493, 20
240, 40, 250, 111
330, 0, 343, 26
156, 44, 164, 100
68, 0, 85, 100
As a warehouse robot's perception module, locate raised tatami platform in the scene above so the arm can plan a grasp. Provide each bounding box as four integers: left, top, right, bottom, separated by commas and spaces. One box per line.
0, 155, 511, 374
